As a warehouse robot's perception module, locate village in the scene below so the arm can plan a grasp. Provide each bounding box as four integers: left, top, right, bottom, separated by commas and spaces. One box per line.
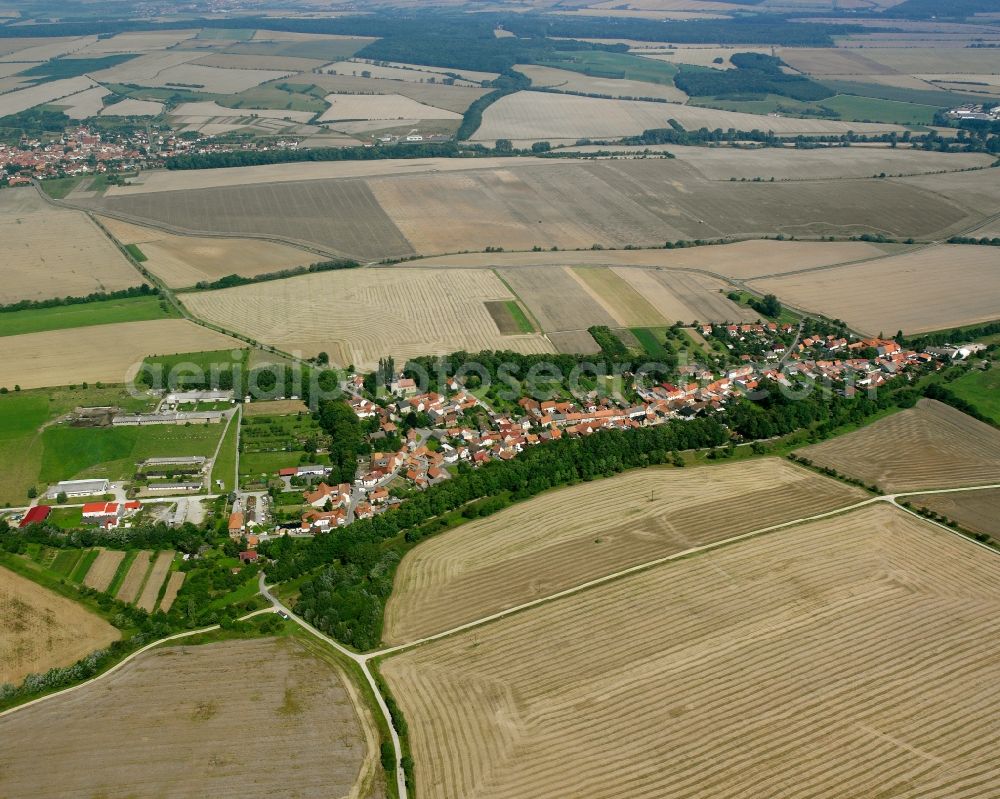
225, 321, 966, 541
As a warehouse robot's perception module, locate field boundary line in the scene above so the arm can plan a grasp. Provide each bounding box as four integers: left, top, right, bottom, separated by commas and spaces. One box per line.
375, 480, 1000, 658
372, 495, 884, 658
0, 608, 273, 721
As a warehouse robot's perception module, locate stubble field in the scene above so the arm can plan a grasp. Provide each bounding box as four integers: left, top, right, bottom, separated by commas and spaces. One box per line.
472, 91, 906, 142
183, 268, 553, 370
516, 63, 688, 101
82, 549, 125, 592
73, 156, 979, 259
97, 215, 314, 287
910, 489, 1000, 539
136, 551, 175, 612
381, 504, 1000, 799
796, 399, 1000, 493
0, 188, 145, 304
0, 565, 119, 685
0, 637, 383, 799
383, 458, 866, 644
413, 239, 890, 278
751, 245, 1000, 335
0, 319, 246, 391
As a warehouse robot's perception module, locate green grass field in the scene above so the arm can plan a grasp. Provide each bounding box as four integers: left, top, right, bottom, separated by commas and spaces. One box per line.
124, 243, 147, 262
820, 94, 938, 126
20, 54, 136, 82
211, 413, 239, 493
220, 81, 329, 113
39, 422, 226, 485
505, 301, 535, 333
141, 348, 248, 392
630, 327, 670, 357
949, 365, 1000, 424
0, 386, 155, 505
535, 50, 678, 85
0, 296, 176, 338
38, 176, 81, 199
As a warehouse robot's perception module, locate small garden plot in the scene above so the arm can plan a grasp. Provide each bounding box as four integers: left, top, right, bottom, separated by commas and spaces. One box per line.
238, 412, 327, 486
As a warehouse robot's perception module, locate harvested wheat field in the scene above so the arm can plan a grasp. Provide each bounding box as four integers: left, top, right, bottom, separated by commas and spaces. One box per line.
0, 188, 144, 304
414, 239, 890, 278
97, 215, 313, 287
77, 158, 975, 257
0, 320, 245, 391
157, 571, 185, 612
384, 458, 865, 644
909, 489, 1000, 539
381, 504, 1000, 799
616, 268, 757, 323
318, 93, 462, 122
472, 92, 905, 142
516, 63, 687, 102
82, 549, 126, 592
666, 145, 996, 182
311, 74, 488, 114
183, 268, 553, 370
0, 638, 383, 799
571, 266, 667, 326
115, 551, 151, 604
0, 566, 119, 685
136, 551, 174, 612
0, 76, 101, 118
751, 245, 1000, 335
498, 266, 617, 333
797, 399, 1000, 493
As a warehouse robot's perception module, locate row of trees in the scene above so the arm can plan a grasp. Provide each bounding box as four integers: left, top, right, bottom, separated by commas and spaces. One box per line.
0, 283, 155, 314
191, 259, 358, 291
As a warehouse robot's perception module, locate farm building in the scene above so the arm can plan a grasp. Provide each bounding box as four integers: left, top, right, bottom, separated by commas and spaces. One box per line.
279, 464, 330, 478
144, 482, 203, 493
49, 479, 109, 498
112, 411, 226, 426
19, 505, 51, 528
138, 456, 208, 468
165, 390, 235, 403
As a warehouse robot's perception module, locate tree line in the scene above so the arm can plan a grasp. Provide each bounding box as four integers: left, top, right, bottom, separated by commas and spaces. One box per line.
191, 259, 359, 291
0, 284, 155, 314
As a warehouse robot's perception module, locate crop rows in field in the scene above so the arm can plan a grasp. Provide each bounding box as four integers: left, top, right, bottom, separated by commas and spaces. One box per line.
384, 458, 866, 644
382, 504, 1000, 799
796, 399, 1000, 493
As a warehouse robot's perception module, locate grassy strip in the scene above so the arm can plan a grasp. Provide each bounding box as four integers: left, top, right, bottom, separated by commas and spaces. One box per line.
505, 300, 535, 334
369, 658, 414, 798
211, 412, 240, 493
124, 243, 147, 263
0, 295, 176, 337
69, 548, 99, 583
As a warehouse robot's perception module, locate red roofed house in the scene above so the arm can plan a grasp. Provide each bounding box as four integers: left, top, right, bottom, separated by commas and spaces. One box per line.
238, 550, 259, 563
82, 502, 121, 521
19, 505, 51, 528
